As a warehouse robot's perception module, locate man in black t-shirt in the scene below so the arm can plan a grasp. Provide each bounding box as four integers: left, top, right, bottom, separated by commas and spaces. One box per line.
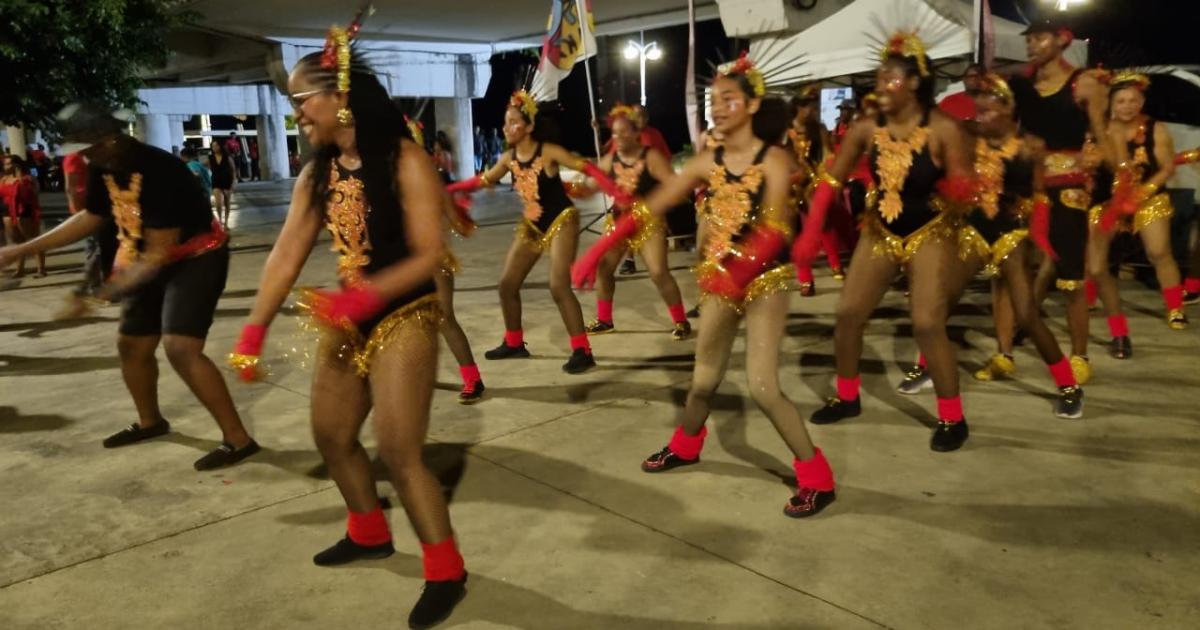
0, 103, 260, 471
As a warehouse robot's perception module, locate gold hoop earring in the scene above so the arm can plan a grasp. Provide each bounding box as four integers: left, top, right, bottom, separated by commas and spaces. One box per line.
337, 107, 354, 126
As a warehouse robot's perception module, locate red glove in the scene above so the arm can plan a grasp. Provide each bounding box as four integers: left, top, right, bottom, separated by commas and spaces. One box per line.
445, 175, 485, 195
936, 174, 979, 210
1100, 168, 1147, 233
713, 226, 788, 297
1174, 148, 1200, 166
228, 324, 267, 383
310, 284, 387, 327
792, 178, 839, 267
1028, 194, 1057, 261
572, 211, 641, 289
581, 161, 635, 210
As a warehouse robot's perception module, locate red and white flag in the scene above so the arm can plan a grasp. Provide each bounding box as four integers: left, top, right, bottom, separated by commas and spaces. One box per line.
531, 0, 598, 101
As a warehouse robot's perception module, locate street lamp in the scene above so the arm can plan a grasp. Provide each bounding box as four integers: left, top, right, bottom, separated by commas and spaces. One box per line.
623, 33, 662, 107
1044, 0, 1087, 10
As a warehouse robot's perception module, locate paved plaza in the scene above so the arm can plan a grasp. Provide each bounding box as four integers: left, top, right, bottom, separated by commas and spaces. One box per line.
1, 181, 1197, 629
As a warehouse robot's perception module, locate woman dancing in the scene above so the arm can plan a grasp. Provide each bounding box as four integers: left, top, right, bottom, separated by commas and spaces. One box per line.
895, 73, 1083, 418
229, 18, 467, 627
1087, 72, 1188, 360
797, 32, 979, 452
787, 86, 842, 295
578, 103, 691, 340
0, 155, 47, 277
574, 54, 837, 518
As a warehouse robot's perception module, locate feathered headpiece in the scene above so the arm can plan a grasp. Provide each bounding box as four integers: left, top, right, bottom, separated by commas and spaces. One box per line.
879, 31, 930, 78
509, 90, 539, 120
976, 72, 1014, 103
795, 83, 820, 102
1109, 71, 1151, 93
320, 5, 374, 94
716, 52, 766, 98
606, 103, 644, 129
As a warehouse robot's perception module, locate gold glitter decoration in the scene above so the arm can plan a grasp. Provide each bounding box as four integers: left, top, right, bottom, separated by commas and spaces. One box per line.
510, 155, 544, 222
975, 137, 1023, 219
325, 165, 372, 285
1056, 279, 1085, 292
1043, 152, 1085, 180
299, 292, 442, 377
1059, 188, 1091, 211
701, 163, 765, 262
516, 206, 578, 252
865, 211, 964, 264
1133, 193, 1174, 232
787, 129, 815, 170
606, 201, 662, 252
879, 31, 931, 77
440, 249, 461, 276
103, 173, 144, 269
693, 259, 793, 314
613, 157, 645, 196
226, 352, 260, 372
961, 226, 1028, 277
872, 126, 930, 224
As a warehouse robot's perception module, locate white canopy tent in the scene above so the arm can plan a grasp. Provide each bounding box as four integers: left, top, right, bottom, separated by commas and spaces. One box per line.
748, 0, 1087, 87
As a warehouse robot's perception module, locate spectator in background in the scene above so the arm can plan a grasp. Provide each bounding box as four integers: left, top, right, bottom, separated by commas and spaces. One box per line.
472, 125, 485, 173
486, 128, 502, 169
224, 131, 246, 182
209, 140, 236, 227
248, 139, 261, 181
432, 130, 455, 183
938, 62, 985, 122
182, 147, 213, 199
0, 155, 46, 277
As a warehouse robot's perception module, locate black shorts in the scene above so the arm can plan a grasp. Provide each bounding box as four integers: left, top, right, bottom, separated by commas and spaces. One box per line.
119, 245, 229, 338
1047, 194, 1088, 284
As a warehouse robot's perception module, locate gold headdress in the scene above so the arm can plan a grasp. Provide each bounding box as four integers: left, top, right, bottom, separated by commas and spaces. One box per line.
509, 90, 539, 120
320, 5, 374, 125
717, 52, 766, 98
879, 31, 931, 78
976, 72, 1014, 103
404, 116, 425, 147
1109, 71, 1151, 93
606, 103, 644, 129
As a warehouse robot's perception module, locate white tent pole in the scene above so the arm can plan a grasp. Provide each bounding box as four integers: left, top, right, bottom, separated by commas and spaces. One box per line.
578, 4, 603, 159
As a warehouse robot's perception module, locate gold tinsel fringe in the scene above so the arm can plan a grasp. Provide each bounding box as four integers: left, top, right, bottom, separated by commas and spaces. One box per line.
516, 207, 578, 252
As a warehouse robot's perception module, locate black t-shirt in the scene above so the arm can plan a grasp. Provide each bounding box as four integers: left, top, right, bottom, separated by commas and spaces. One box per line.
86, 136, 213, 249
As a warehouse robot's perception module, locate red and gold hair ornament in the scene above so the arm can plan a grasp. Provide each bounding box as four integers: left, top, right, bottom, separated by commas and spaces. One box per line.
880, 31, 930, 78
321, 5, 374, 94
509, 90, 539, 120
404, 116, 425, 147
717, 52, 766, 98
1110, 71, 1151, 93
606, 103, 643, 129
976, 72, 1014, 103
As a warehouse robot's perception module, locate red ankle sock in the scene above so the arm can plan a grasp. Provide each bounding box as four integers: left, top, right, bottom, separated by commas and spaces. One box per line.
793, 448, 835, 492
1107, 314, 1129, 338
667, 303, 687, 324
796, 266, 814, 284
346, 504, 391, 546
1162, 285, 1184, 310
667, 425, 707, 460
917, 353, 927, 368
936, 396, 964, 423
821, 230, 841, 269
1085, 279, 1098, 307
1047, 358, 1077, 388
421, 536, 466, 582
569, 333, 591, 353
1185, 277, 1200, 294
504, 329, 524, 348
836, 375, 860, 402
597, 299, 613, 323
459, 364, 481, 387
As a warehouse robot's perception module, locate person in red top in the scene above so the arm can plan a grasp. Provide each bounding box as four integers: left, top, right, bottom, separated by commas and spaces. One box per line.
938, 63, 985, 122
0, 155, 46, 277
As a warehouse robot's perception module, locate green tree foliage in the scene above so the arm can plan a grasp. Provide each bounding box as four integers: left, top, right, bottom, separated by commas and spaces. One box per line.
0, 0, 188, 134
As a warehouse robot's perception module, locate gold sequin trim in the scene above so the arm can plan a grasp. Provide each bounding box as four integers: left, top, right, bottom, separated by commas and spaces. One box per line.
516, 206, 578, 252
613, 157, 645, 196
975, 137, 1023, 219
702, 163, 764, 261
1133, 193, 1174, 232
609, 201, 662, 252
873, 126, 930, 224
103, 173, 144, 269
962, 227, 1027, 277
510, 156, 544, 222
440, 249, 461, 276
694, 260, 793, 314
303, 293, 442, 377
325, 165, 372, 285
865, 212, 969, 264
1059, 188, 1091, 211
1056, 279, 1085, 292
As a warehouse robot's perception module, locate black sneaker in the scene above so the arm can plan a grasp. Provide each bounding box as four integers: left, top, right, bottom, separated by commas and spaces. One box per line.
618, 259, 637, 275
896, 366, 932, 395
194, 439, 261, 471
809, 397, 861, 425
671, 320, 692, 340
783, 488, 836, 518
102, 420, 170, 448
1109, 336, 1132, 359
458, 381, 485, 405
641, 446, 700, 473
685, 305, 700, 319
1054, 386, 1084, 419
799, 282, 815, 297
930, 419, 969, 452
562, 348, 596, 374
313, 535, 395, 567
483, 340, 530, 360
586, 319, 615, 334
408, 574, 468, 630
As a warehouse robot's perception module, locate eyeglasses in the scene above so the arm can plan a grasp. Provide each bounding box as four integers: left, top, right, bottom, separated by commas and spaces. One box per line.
288, 89, 325, 109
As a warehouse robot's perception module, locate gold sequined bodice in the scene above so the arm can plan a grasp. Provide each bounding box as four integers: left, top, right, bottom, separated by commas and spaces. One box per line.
103, 173, 144, 268
325, 165, 372, 285
510, 156, 544, 222
702, 163, 764, 262
612, 156, 645, 196
975, 137, 1023, 219
872, 126, 931, 224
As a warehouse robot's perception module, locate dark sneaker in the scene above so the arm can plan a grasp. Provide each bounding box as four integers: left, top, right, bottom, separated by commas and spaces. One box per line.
641, 446, 700, 473
408, 574, 468, 630
1108, 336, 1132, 360
458, 381, 485, 405
671, 320, 692, 341
618, 259, 637, 275
194, 439, 261, 471
930, 419, 969, 452
586, 319, 615, 334
896, 366, 933, 395
799, 282, 815, 297
783, 487, 836, 518
810, 397, 861, 425
562, 348, 596, 374
313, 535, 396, 567
1054, 386, 1084, 419
483, 340, 530, 360
102, 420, 170, 448
685, 305, 701, 319
1184, 291, 1200, 305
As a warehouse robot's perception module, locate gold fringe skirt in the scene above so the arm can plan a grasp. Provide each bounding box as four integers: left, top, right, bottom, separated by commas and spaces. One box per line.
1088, 193, 1174, 234
694, 260, 794, 314
864, 212, 977, 265
517, 207, 578, 253
303, 292, 443, 377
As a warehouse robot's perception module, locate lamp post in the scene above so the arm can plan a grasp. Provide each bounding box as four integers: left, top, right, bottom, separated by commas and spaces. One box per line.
623, 32, 662, 106
1045, 0, 1087, 10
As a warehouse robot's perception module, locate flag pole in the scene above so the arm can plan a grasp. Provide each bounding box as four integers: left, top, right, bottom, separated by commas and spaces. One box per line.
578, 3, 603, 158
684, 0, 700, 150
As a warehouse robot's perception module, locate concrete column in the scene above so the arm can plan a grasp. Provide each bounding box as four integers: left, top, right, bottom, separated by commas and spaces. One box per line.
6, 126, 27, 158
169, 116, 187, 154
256, 84, 290, 181
137, 113, 173, 152
433, 97, 475, 181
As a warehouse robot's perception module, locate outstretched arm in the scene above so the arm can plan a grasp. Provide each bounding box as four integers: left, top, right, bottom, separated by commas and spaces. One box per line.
0, 211, 104, 268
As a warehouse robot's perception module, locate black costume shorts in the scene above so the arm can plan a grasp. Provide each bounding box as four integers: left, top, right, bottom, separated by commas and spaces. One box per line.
119, 245, 229, 338
1047, 190, 1089, 285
